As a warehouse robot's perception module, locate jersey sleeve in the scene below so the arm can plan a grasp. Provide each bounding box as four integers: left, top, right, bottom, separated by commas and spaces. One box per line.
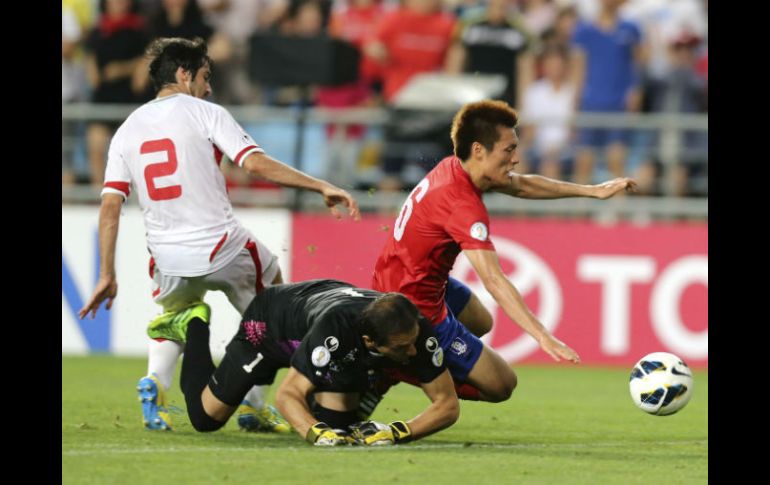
444, 199, 495, 251
101, 129, 131, 200
290, 315, 367, 392
208, 105, 265, 168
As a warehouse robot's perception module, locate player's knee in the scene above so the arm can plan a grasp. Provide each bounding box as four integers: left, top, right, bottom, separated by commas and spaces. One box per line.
190, 412, 227, 432
486, 369, 517, 403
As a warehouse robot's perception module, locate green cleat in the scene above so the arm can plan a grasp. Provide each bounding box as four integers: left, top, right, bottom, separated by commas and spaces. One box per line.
146, 302, 211, 342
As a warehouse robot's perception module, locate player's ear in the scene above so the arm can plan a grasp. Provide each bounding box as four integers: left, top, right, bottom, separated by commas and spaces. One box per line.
175, 66, 191, 83
472, 141, 484, 159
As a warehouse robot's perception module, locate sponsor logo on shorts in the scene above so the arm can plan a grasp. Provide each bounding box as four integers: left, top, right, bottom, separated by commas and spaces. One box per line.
451, 338, 468, 356
311, 346, 331, 367
324, 336, 339, 352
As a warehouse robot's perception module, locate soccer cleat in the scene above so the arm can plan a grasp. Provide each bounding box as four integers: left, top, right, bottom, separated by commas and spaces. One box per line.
137, 373, 172, 431
237, 401, 292, 434
146, 302, 211, 343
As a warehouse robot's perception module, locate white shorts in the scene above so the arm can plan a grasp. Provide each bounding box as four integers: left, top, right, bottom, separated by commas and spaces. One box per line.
150, 237, 280, 315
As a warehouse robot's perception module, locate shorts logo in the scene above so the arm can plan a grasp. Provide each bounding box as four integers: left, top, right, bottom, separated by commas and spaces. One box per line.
432, 348, 444, 367
450, 338, 467, 356
324, 336, 339, 352
425, 337, 439, 353
470, 222, 488, 241
311, 346, 331, 367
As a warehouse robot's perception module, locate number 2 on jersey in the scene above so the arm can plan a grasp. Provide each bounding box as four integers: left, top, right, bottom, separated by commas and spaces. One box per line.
394, 179, 429, 241
142, 138, 182, 201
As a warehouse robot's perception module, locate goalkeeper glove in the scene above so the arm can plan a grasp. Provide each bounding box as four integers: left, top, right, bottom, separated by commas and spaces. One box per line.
305, 422, 355, 446
349, 420, 413, 446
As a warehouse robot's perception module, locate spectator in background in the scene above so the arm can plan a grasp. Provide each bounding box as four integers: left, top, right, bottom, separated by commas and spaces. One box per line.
84, 0, 149, 189
63, 4, 90, 186
637, 32, 707, 196
315, 0, 389, 188
134, 0, 232, 100
521, 0, 558, 38
446, 0, 537, 110
571, 0, 644, 185
198, 0, 288, 104
539, 4, 578, 57
519, 45, 576, 180
363, 0, 457, 193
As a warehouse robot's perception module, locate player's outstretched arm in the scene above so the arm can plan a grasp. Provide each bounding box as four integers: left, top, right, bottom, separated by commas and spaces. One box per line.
495, 173, 637, 200
242, 152, 360, 220
276, 368, 353, 446
408, 369, 460, 439
351, 370, 459, 445
78, 194, 122, 319
464, 249, 581, 364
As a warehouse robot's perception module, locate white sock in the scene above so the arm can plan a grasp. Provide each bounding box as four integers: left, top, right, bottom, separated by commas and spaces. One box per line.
244, 385, 268, 409
147, 339, 184, 390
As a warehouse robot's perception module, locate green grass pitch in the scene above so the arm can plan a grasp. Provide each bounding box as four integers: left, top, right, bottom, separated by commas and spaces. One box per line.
62, 356, 707, 484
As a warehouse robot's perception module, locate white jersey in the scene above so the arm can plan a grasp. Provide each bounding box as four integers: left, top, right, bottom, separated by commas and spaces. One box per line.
102, 93, 264, 277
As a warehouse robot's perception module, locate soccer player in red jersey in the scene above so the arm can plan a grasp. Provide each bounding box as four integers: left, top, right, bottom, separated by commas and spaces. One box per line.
372, 99, 636, 402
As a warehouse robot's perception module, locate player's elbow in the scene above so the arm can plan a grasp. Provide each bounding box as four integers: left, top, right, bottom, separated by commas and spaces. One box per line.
443, 398, 460, 427
431, 395, 460, 431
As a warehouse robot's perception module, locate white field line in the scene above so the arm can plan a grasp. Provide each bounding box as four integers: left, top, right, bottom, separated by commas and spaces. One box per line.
63, 439, 707, 456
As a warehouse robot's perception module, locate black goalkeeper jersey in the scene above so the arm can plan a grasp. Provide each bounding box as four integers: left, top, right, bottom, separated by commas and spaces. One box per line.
237, 279, 445, 393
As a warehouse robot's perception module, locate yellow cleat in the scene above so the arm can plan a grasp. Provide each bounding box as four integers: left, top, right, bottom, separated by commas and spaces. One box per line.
237, 401, 291, 434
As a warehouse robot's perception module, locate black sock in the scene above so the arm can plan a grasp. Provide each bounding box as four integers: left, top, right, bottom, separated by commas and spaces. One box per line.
310, 401, 361, 430
180, 318, 215, 397
180, 318, 223, 432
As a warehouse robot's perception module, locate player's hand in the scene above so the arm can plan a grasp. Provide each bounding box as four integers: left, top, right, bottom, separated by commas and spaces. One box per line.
306, 422, 355, 446
592, 178, 637, 199
349, 420, 412, 445
320, 183, 361, 221
538, 334, 581, 364
78, 275, 118, 320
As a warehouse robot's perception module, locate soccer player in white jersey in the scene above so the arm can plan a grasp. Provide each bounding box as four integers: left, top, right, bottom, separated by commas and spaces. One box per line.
78, 37, 361, 432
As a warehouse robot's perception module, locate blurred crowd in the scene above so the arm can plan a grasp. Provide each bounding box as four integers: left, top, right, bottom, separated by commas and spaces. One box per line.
62, 0, 708, 197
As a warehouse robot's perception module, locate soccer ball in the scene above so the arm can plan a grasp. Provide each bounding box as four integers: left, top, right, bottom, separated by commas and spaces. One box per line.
629, 352, 694, 416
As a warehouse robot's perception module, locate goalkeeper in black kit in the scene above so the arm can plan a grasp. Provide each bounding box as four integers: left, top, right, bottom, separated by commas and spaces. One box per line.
174, 279, 459, 445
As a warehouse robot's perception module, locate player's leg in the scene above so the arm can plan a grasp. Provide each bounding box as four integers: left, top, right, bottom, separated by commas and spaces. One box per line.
436, 310, 516, 402
464, 346, 517, 402
311, 392, 362, 430
446, 277, 493, 337
218, 239, 290, 433
180, 310, 280, 432
139, 268, 208, 430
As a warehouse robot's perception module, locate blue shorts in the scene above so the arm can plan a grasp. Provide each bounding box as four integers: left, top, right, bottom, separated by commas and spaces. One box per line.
435, 308, 484, 382
445, 276, 471, 316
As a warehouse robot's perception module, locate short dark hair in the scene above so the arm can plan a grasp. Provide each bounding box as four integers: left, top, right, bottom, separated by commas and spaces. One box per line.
451, 100, 519, 161
146, 37, 212, 93
360, 293, 420, 346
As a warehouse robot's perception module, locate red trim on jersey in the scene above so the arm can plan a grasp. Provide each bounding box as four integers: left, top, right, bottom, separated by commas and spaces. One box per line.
213, 144, 223, 166
104, 181, 130, 197
245, 239, 264, 293
152, 288, 160, 298
234, 145, 258, 166
149, 257, 156, 278
209, 232, 229, 263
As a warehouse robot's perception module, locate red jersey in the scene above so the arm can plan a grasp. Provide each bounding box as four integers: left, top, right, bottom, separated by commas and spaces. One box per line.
368, 8, 456, 101
372, 156, 495, 324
